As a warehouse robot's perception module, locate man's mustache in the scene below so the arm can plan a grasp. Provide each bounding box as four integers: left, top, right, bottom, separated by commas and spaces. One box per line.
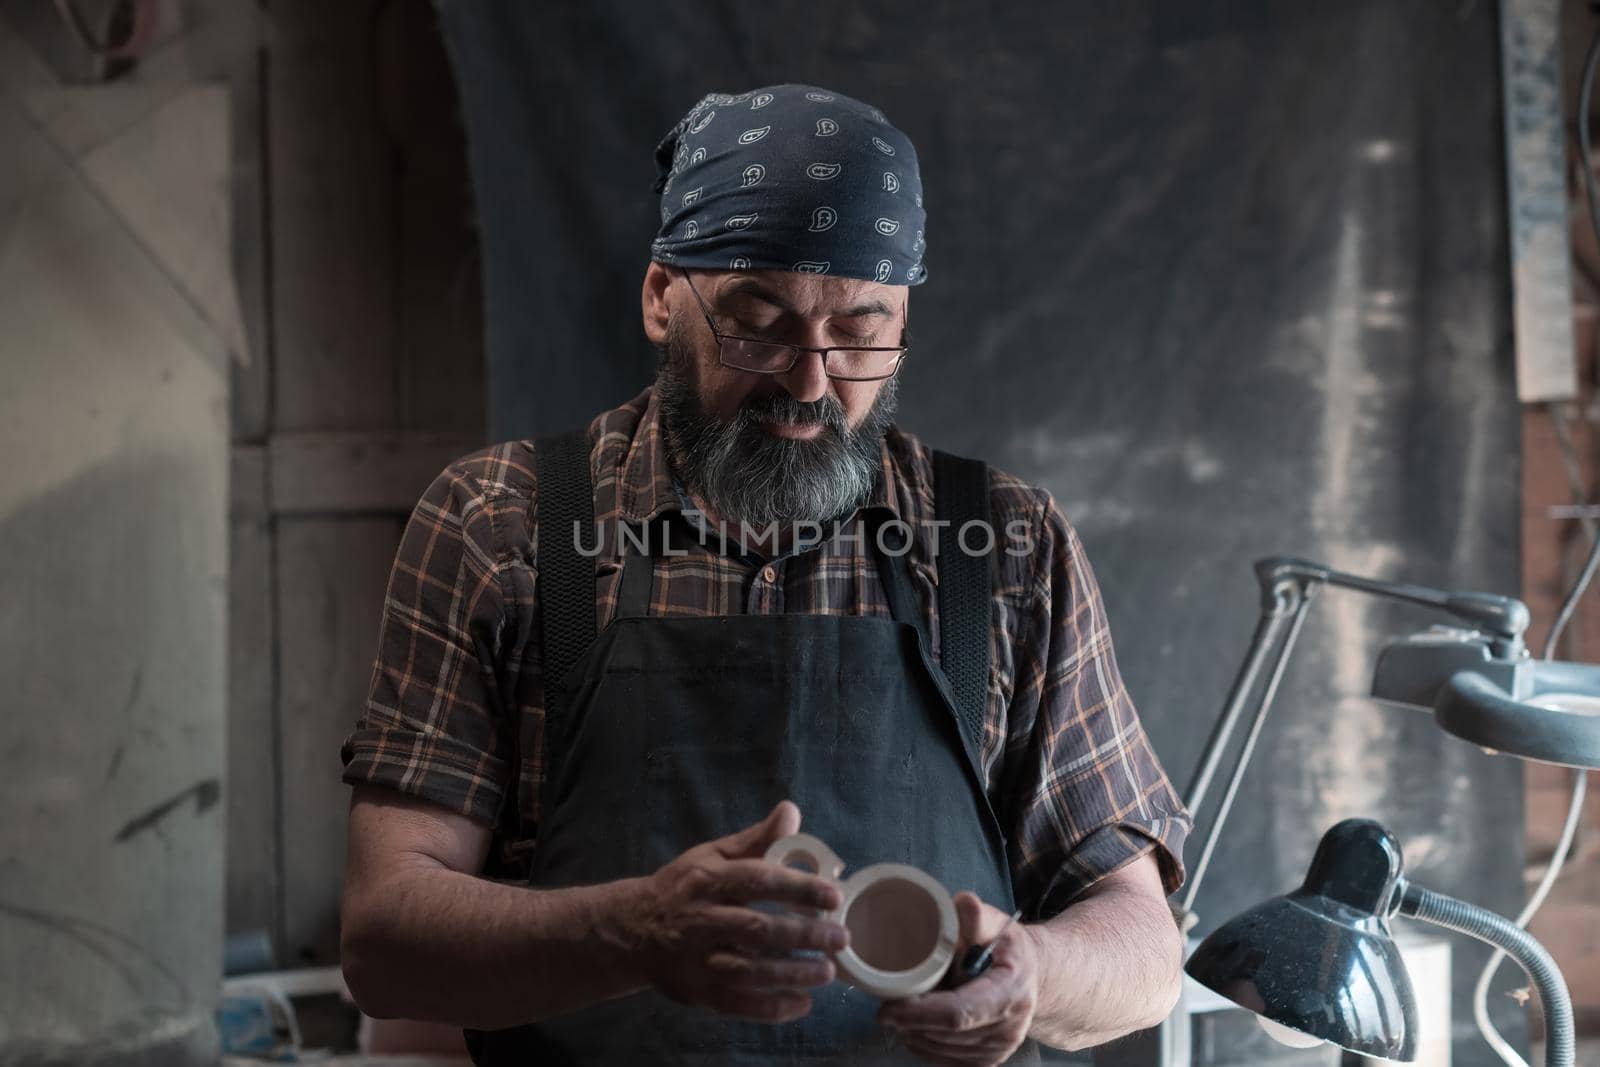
738, 390, 847, 430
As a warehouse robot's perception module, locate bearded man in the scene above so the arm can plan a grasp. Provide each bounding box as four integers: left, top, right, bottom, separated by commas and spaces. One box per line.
339, 83, 1192, 1066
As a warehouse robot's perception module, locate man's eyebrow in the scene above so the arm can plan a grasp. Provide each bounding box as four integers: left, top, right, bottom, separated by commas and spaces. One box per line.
717, 278, 894, 319
839, 300, 894, 318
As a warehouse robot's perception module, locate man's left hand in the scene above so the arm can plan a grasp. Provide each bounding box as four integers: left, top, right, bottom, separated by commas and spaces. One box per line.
876, 891, 1038, 1066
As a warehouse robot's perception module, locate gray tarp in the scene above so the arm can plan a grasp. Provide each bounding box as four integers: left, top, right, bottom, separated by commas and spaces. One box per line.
438, 4, 1525, 1062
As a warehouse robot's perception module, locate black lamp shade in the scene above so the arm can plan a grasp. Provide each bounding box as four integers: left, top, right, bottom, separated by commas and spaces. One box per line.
1184, 820, 1420, 1061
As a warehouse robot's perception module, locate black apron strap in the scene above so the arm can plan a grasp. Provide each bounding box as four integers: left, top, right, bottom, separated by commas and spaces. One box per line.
932, 449, 993, 763
617, 515, 693, 620
614, 530, 655, 620
864, 508, 929, 647
534, 428, 597, 724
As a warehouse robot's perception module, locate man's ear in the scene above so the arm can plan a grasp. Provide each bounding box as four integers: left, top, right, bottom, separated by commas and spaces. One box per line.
642, 261, 673, 346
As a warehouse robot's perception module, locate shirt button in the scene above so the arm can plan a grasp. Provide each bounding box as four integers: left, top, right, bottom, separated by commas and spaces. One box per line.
761, 566, 777, 583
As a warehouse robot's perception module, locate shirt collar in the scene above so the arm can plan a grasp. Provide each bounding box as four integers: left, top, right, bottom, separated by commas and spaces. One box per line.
618, 384, 902, 525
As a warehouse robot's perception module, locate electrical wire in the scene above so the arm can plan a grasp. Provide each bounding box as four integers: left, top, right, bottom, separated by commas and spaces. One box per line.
1547, 405, 1595, 542
1543, 417, 1600, 662
1469, 33, 1600, 1062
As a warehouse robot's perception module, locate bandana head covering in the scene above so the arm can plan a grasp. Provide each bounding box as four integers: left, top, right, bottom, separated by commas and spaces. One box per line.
650, 84, 927, 285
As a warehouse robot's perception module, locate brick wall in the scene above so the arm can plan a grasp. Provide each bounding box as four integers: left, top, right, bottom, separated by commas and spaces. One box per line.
1522, 185, 1600, 1036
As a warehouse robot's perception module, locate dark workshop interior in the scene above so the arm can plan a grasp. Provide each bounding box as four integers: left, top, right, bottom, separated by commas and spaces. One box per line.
2, 2, 1600, 1066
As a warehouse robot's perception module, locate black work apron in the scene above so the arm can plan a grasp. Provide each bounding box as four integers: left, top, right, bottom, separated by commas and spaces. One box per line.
470, 443, 1043, 1065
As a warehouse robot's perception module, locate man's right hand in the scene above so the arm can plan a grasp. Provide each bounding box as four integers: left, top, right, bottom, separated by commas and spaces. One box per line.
623, 800, 849, 1023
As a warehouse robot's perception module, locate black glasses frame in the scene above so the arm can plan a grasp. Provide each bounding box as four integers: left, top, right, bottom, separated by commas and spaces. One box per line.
678, 268, 909, 382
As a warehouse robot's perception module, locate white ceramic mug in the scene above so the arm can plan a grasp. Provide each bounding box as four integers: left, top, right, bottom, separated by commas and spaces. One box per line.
764, 832, 960, 1000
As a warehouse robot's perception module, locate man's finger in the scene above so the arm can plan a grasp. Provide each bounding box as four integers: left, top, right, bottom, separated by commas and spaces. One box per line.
879, 979, 1011, 1033
705, 950, 835, 990
897, 1026, 1009, 1053
952, 891, 1009, 950
888, 1023, 997, 1049
899, 1029, 1018, 1067
896, 1031, 983, 1067
713, 858, 842, 910
705, 904, 849, 954
714, 800, 802, 859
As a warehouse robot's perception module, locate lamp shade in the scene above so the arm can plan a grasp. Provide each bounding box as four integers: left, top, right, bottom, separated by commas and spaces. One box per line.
1371, 633, 1600, 770
1436, 669, 1600, 771
1184, 820, 1419, 1061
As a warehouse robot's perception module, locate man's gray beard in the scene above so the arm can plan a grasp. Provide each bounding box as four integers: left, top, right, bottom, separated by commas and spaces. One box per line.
655, 317, 899, 528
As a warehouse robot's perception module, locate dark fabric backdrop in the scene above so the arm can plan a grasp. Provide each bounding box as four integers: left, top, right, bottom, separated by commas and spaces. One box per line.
436, 3, 1526, 1062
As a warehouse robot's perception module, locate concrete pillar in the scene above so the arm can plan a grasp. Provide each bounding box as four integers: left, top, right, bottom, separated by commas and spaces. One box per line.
0, 30, 230, 1064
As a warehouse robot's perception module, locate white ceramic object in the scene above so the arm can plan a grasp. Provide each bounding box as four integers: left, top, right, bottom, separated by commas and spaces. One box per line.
764, 832, 960, 1000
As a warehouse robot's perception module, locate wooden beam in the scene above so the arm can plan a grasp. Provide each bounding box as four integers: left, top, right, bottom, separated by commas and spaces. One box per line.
268, 431, 480, 515
1502, 0, 1578, 401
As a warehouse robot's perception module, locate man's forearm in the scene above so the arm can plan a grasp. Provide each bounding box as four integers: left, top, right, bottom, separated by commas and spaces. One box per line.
341, 860, 649, 1030
1023, 876, 1184, 1050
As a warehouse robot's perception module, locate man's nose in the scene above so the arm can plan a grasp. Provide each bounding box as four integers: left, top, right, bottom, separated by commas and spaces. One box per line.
776, 348, 831, 404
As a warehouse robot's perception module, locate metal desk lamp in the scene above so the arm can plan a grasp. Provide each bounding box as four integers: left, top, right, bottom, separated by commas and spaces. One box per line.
1173, 557, 1600, 1067
1186, 818, 1573, 1064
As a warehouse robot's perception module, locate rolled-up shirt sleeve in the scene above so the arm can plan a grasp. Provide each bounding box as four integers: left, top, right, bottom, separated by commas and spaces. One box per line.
1005, 491, 1191, 919
340, 460, 516, 828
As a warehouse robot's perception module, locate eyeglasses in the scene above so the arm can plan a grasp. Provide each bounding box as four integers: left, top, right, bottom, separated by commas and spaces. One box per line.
679, 268, 909, 382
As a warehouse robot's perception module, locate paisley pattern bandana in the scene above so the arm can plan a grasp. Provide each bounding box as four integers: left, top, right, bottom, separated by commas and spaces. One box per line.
651, 84, 928, 285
